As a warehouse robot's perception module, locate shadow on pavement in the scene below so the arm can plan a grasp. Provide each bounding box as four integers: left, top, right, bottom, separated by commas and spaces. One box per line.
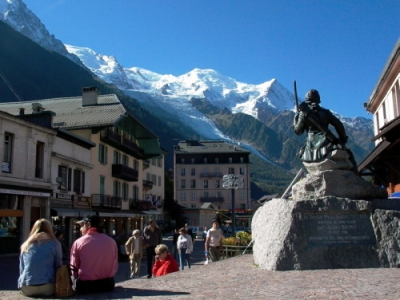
68, 287, 190, 299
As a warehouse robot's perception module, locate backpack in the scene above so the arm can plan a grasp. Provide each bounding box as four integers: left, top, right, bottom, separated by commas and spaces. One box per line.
55, 265, 74, 297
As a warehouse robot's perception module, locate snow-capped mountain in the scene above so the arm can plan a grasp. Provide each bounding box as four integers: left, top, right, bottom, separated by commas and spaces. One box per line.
0, 0, 374, 170
0, 0, 82, 65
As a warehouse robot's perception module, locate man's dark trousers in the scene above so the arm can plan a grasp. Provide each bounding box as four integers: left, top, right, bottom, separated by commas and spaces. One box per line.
146, 245, 156, 277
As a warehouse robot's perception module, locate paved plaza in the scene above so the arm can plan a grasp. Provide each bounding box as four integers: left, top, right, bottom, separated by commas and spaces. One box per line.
2, 238, 400, 299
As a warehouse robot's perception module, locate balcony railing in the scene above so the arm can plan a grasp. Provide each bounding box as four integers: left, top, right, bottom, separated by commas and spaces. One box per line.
100, 129, 145, 160
200, 172, 223, 178
200, 197, 224, 203
91, 194, 122, 209
129, 199, 154, 211
112, 164, 138, 182
143, 180, 153, 191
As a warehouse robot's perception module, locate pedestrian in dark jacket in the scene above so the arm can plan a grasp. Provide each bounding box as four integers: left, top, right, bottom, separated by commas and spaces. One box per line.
143, 219, 162, 278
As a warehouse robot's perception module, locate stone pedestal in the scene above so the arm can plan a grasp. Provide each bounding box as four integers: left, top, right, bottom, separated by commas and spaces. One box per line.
252, 150, 395, 270
252, 197, 400, 270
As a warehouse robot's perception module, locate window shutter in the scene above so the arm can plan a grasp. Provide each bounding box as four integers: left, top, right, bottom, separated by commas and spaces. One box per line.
68, 168, 72, 191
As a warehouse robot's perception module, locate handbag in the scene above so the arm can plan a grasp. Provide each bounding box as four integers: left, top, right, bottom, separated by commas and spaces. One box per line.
55, 265, 75, 297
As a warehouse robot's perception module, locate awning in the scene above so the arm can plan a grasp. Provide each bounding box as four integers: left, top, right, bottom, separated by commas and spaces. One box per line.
142, 210, 162, 215
358, 140, 391, 173
51, 208, 93, 217
97, 211, 139, 218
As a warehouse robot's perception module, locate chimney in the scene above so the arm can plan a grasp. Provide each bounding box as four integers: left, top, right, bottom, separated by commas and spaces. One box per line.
82, 87, 99, 106
19, 108, 25, 115
32, 103, 45, 113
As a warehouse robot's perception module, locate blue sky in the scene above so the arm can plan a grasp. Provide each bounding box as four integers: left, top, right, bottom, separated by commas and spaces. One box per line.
23, 0, 399, 118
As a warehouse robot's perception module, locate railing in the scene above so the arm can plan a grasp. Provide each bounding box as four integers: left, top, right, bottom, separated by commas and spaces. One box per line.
143, 180, 153, 190
100, 129, 145, 160
129, 199, 154, 211
200, 172, 223, 178
221, 245, 253, 259
112, 164, 138, 182
91, 194, 122, 209
200, 197, 224, 203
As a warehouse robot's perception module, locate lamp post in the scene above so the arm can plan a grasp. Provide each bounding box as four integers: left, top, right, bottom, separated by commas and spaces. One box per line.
222, 174, 244, 237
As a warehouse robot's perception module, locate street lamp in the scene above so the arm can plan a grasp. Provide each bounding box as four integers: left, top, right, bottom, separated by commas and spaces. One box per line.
222, 174, 244, 237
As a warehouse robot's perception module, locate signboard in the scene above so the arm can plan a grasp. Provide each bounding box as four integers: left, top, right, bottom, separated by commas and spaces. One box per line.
303, 212, 376, 247
73, 196, 90, 208
55, 193, 73, 201
0, 188, 51, 197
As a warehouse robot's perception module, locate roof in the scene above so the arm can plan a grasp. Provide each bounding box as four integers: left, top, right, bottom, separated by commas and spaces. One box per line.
0, 94, 162, 157
0, 95, 125, 129
175, 140, 250, 154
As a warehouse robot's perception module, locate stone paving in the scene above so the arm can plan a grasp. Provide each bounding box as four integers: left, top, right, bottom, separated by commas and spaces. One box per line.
2, 253, 400, 299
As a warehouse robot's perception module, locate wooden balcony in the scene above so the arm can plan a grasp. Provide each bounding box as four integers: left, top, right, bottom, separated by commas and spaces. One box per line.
122, 137, 145, 159
143, 180, 153, 191
200, 197, 224, 203
100, 129, 145, 160
91, 194, 122, 209
100, 128, 121, 145
112, 164, 138, 182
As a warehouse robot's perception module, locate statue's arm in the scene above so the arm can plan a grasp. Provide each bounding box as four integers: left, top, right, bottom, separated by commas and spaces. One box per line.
293, 111, 305, 135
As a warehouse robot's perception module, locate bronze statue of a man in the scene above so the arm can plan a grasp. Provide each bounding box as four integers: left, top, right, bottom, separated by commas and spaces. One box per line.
293, 89, 357, 173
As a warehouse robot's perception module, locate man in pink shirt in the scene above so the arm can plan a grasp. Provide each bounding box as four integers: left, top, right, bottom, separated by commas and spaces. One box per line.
70, 214, 118, 294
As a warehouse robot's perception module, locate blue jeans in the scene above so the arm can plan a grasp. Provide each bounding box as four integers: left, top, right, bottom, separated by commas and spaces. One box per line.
179, 248, 191, 270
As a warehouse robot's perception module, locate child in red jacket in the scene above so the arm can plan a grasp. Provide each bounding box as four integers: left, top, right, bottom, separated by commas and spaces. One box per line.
152, 244, 179, 277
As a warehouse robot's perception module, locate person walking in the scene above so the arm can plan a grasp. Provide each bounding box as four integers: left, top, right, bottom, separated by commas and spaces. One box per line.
125, 229, 145, 278
177, 227, 193, 270
205, 220, 224, 262
70, 214, 118, 294
185, 223, 195, 242
18, 219, 62, 297
152, 244, 179, 277
172, 229, 180, 260
143, 219, 162, 278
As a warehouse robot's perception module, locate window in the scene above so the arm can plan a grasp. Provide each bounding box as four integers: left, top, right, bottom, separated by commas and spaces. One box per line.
35, 141, 44, 178
122, 183, 129, 201
58, 166, 68, 191
203, 191, 209, 198
158, 176, 162, 186
191, 168, 196, 176
228, 167, 235, 174
73, 169, 85, 194
239, 191, 246, 200
191, 192, 196, 201
181, 168, 186, 176
204, 158, 207, 164
191, 179, 196, 188
181, 158, 185, 163
180, 192, 186, 201
132, 185, 139, 200
113, 181, 121, 197
157, 158, 162, 167
191, 158, 195, 164
133, 159, 138, 170
240, 204, 246, 209
191, 204, 196, 208
203, 179, 208, 188
98, 144, 108, 164
215, 158, 219, 163
181, 179, 186, 189
228, 157, 232, 163
152, 174, 157, 184
215, 179, 220, 188
240, 167, 245, 175
122, 154, 128, 166
240, 157, 244, 163
113, 150, 121, 164
100, 176, 105, 194
2, 133, 13, 173
215, 191, 221, 197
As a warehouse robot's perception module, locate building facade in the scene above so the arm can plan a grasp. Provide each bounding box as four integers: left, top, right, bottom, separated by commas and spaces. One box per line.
358, 39, 400, 197
0, 87, 165, 249
173, 140, 251, 227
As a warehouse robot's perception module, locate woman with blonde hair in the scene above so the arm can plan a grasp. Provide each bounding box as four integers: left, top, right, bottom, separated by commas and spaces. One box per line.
18, 218, 62, 297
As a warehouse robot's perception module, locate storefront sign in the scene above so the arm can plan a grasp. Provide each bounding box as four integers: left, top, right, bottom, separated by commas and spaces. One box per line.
73, 196, 90, 208
0, 188, 50, 197
55, 193, 73, 200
